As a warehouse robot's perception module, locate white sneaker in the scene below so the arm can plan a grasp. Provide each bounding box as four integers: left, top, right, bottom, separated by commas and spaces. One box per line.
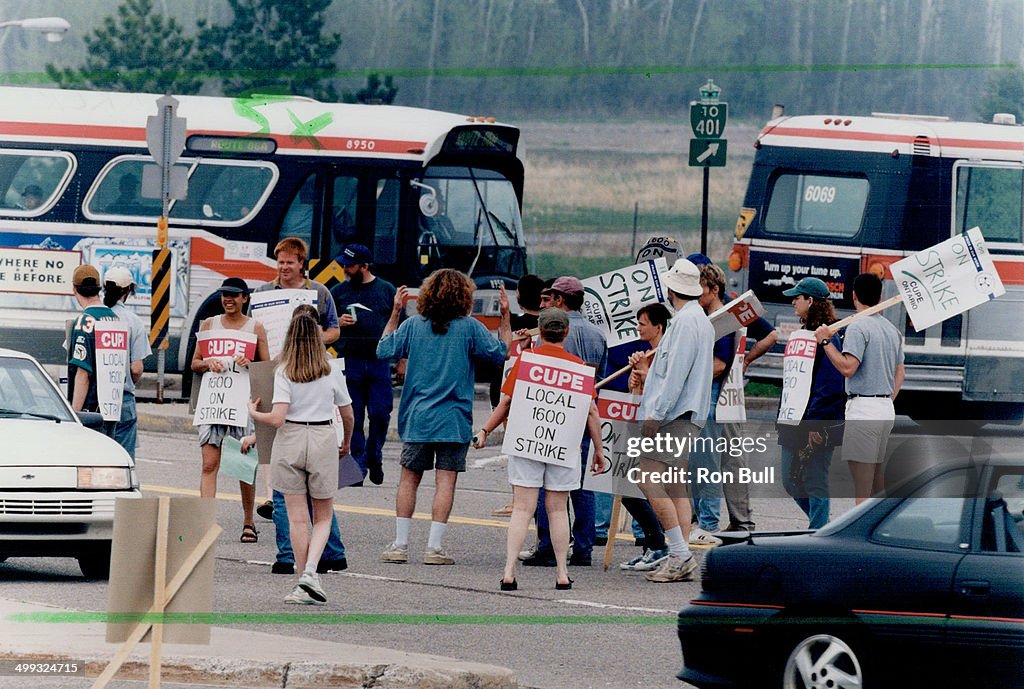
518, 544, 536, 561
284, 585, 315, 605
423, 547, 455, 565
381, 541, 409, 563
644, 553, 699, 582
298, 570, 327, 602
688, 527, 723, 546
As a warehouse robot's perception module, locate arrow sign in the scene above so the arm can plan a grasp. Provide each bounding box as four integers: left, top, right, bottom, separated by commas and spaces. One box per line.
696, 142, 719, 163
689, 138, 727, 167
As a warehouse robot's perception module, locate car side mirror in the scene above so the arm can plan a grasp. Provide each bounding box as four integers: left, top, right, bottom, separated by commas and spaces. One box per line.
77, 411, 105, 429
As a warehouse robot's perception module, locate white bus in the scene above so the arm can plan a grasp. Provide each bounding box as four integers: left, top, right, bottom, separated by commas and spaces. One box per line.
0, 86, 527, 385
729, 111, 1024, 420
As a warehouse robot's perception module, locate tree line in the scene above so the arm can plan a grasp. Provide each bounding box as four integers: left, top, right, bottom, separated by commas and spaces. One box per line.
16, 0, 1024, 122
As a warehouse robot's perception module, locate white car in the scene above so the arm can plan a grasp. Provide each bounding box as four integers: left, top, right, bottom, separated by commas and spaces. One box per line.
0, 348, 141, 578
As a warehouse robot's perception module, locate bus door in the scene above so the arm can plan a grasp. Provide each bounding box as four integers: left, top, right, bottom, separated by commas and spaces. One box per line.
950, 160, 1024, 405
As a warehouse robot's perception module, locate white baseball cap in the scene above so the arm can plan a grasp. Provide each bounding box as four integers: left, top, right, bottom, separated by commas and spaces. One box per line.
662, 258, 702, 298
104, 266, 135, 288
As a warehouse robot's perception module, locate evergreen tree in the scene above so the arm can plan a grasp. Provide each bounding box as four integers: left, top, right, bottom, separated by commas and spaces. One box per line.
343, 74, 398, 104
977, 70, 1024, 123
45, 0, 200, 94
195, 0, 341, 101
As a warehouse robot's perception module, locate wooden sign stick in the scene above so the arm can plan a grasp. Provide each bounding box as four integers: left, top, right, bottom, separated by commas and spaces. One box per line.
90, 522, 222, 689
824, 295, 902, 335
602, 495, 622, 571
514, 327, 539, 342
149, 497, 170, 689
595, 350, 655, 390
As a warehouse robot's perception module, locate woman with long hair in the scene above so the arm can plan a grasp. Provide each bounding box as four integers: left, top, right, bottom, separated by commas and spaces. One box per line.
377, 268, 510, 564
777, 277, 845, 529
191, 277, 269, 543
248, 313, 354, 605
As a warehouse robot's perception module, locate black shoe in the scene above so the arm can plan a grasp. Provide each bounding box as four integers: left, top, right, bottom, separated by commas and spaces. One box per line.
317, 558, 348, 573
555, 578, 574, 591
500, 578, 518, 591
568, 554, 592, 567
368, 463, 384, 486
256, 500, 274, 521
521, 552, 556, 567
594, 536, 608, 546
271, 561, 295, 575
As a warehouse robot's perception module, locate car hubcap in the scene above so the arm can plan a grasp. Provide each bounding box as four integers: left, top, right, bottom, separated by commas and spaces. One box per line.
783, 634, 863, 689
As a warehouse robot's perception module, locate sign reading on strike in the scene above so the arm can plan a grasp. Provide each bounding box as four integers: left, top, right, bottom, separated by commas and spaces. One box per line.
891, 227, 1005, 331
94, 322, 129, 422
502, 352, 595, 468
192, 364, 250, 428
581, 258, 667, 347
582, 390, 645, 499
777, 329, 817, 425
709, 290, 765, 341
196, 329, 258, 361
716, 329, 747, 423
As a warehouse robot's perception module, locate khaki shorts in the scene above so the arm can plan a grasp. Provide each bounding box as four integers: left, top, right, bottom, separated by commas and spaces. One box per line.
639, 416, 701, 468
841, 397, 896, 465
271, 422, 339, 499
507, 455, 581, 491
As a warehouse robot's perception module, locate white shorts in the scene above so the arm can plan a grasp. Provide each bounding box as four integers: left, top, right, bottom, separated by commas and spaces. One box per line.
507, 455, 581, 492
841, 397, 895, 465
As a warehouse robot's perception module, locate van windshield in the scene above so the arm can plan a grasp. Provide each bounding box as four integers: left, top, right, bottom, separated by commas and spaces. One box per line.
764, 174, 868, 238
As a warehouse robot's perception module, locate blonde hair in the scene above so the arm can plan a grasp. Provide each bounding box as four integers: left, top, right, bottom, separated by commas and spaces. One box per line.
699, 263, 727, 299
279, 313, 330, 383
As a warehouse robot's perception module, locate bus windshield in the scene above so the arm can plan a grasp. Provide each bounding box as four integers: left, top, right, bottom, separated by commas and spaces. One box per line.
417, 166, 523, 248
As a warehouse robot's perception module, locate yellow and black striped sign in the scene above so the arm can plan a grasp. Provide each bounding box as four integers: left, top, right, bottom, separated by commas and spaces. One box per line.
308, 258, 347, 291
149, 248, 171, 350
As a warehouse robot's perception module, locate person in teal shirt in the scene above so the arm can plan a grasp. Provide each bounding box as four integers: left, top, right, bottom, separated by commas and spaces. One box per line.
376, 269, 510, 565
67, 264, 120, 438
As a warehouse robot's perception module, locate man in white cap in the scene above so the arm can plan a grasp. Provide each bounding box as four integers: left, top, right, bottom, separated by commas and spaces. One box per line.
103, 266, 152, 459
631, 258, 714, 582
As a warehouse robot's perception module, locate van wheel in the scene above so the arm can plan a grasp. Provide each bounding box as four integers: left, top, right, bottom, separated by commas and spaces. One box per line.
782, 633, 863, 689
78, 544, 112, 580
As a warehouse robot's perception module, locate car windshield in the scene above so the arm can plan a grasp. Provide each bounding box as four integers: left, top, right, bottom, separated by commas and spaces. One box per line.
0, 357, 76, 422
814, 497, 881, 537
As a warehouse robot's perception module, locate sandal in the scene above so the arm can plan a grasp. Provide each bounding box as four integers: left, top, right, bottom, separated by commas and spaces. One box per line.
240, 524, 259, 543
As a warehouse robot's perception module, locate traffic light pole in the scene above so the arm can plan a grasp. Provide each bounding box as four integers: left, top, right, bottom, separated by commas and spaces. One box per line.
701, 166, 709, 256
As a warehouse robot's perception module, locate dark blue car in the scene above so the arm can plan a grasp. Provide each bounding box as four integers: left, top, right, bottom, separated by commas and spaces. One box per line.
677, 455, 1024, 689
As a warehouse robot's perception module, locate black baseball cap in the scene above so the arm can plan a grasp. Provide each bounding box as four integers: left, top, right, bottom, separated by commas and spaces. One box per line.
218, 277, 250, 295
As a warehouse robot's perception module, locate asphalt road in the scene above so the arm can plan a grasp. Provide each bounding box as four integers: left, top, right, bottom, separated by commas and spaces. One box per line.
3, 414, 1021, 689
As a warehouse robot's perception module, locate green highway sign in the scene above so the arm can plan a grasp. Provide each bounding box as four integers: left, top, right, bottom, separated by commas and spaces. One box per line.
688, 138, 727, 167
690, 102, 727, 139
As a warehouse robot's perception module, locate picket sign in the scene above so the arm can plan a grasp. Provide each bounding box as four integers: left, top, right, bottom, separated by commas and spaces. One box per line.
94, 322, 129, 422
708, 290, 765, 341
825, 228, 1005, 335
582, 390, 645, 499
716, 329, 747, 423
502, 352, 594, 468
580, 258, 668, 347
777, 329, 817, 425
249, 288, 317, 359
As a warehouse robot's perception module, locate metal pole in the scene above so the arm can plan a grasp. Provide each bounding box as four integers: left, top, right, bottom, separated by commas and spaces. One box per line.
701, 166, 709, 256
631, 201, 639, 257
156, 103, 172, 403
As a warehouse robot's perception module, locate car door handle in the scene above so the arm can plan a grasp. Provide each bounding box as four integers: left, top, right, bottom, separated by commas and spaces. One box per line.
957, 580, 991, 597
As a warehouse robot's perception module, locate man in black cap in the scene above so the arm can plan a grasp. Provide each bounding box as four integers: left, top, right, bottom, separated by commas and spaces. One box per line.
330, 243, 397, 485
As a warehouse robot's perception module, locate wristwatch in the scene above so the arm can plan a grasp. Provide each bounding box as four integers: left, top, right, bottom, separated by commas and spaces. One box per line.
819, 340, 831, 347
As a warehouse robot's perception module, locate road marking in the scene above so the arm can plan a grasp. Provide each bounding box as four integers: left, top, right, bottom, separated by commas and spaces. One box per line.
136, 457, 174, 465
471, 454, 506, 469
555, 599, 677, 615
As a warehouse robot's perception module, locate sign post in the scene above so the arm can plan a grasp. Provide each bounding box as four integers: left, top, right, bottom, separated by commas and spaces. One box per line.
688, 80, 727, 255
143, 95, 187, 402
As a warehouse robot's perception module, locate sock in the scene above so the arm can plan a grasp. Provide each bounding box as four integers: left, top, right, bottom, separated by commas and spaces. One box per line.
665, 526, 690, 558
303, 562, 316, 574
428, 521, 447, 550
395, 517, 412, 547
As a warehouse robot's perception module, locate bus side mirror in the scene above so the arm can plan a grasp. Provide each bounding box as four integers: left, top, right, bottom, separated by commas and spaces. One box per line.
410, 180, 439, 217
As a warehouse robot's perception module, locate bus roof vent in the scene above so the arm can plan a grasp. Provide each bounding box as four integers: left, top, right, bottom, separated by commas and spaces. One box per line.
912, 136, 932, 156
993, 113, 1018, 125
871, 112, 950, 122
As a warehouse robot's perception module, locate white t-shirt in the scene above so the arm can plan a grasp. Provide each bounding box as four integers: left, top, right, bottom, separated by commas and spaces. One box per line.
272, 367, 351, 422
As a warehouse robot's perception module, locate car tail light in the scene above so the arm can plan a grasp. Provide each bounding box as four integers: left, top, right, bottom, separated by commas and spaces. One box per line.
77, 467, 131, 490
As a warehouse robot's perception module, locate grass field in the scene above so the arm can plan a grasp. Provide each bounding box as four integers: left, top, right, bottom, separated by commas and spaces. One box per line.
519, 120, 757, 278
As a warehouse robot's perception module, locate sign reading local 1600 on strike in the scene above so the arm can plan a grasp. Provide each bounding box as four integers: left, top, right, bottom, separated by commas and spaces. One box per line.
890, 226, 1005, 331
502, 352, 595, 469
